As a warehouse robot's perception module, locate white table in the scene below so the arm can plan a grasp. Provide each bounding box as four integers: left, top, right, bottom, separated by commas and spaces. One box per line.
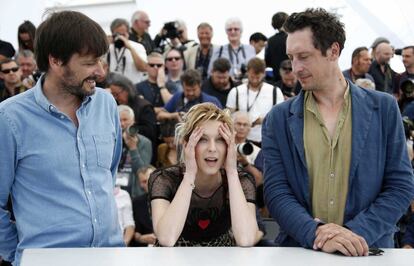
21, 247, 414, 266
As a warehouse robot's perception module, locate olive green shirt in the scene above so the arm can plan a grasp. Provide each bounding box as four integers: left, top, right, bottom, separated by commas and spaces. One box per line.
304, 86, 352, 225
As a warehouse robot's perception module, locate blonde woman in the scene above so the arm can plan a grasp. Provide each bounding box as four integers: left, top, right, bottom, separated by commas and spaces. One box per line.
148, 103, 259, 246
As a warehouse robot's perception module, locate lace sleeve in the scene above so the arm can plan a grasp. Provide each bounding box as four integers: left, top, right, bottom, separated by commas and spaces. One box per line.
238, 169, 256, 204
148, 165, 182, 202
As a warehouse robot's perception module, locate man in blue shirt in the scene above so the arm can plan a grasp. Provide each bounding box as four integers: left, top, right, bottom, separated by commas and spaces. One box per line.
0, 11, 124, 265
157, 69, 222, 121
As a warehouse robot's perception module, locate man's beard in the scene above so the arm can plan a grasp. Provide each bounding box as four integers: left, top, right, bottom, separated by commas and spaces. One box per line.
61, 66, 97, 98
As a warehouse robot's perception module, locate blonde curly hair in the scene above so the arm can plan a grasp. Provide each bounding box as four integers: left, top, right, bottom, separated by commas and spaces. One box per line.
175, 103, 233, 163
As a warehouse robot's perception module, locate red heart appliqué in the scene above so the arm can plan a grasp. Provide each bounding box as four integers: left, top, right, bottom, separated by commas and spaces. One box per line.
198, 219, 210, 230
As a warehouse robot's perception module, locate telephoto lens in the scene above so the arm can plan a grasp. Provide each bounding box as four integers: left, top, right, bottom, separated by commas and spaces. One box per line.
236, 142, 254, 156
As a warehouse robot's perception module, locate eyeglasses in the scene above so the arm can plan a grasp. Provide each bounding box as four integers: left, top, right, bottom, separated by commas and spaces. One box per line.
1, 67, 19, 74
166, 57, 181, 62
282, 67, 293, 72
149, 63, 163, 68
226, 28, 240, 32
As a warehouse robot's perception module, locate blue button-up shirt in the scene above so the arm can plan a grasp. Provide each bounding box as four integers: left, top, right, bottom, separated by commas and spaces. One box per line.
0, 77, 124, 265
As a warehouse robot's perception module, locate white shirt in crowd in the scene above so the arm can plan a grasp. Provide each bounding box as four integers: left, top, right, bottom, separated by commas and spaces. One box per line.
114, 187, 135, 232
108, 40, 147, 84
226, 82, 284, 142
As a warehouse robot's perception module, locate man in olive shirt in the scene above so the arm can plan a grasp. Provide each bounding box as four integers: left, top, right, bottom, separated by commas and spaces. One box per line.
263, 8, 414, 256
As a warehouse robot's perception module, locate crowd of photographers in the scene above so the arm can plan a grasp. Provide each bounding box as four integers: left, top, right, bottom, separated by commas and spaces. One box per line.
0, 10, 414, 263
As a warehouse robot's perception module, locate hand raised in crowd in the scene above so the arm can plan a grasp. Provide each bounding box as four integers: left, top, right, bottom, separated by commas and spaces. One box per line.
183, 126, 204, 178
314, 222, 369, 256
122, 131, 139, 151
156, 66, 166, 88
218, 123, 238, 174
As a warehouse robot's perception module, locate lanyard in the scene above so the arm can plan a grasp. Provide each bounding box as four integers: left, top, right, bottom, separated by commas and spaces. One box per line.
114, 47, 126, 73
228, 44, 246, 65
246, 83, 262, 112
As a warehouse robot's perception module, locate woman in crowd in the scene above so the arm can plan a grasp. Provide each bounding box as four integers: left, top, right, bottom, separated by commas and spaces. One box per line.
148, 102, 259, 246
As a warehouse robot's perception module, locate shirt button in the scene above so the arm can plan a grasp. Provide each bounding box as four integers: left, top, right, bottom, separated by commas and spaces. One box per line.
88, 190, 92, 195
94, 219, 97, 223
60, 115, 65, 119
330, 199, 334, 205
330, 173, 335, 178
82, 164, 86, 168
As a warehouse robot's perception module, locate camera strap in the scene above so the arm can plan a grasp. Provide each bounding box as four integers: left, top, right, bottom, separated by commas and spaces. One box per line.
114, 47, 126, 73
228, 44, 246, 65
246, 83, 263, 112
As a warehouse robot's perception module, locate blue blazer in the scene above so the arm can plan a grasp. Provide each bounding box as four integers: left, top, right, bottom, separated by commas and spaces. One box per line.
262, 83, 414, 248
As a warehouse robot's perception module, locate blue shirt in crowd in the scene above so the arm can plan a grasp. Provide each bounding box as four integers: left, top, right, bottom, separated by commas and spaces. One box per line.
0, 78, 124, 265
164, 91, 222, 113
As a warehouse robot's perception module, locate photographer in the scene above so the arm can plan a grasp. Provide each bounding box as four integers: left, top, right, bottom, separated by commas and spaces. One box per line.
154, 20, 196, 55
233, 111, 262, 186
108, 18, 148, 84
117, 105, 153, 199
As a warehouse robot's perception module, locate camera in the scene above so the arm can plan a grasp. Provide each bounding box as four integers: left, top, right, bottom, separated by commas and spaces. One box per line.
236, 141, 254, 156
126, 124, 139, 136
401, 79, 414, 96
162, 21, 180, 39
113, 33, 125, 49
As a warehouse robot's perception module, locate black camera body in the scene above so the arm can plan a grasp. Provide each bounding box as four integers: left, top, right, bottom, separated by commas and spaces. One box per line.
163, 21, 180, 39
113, 33, 125, 49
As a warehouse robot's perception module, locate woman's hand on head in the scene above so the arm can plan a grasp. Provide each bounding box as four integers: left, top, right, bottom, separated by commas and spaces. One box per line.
219, 123, 238, 173
184, 126, 204, 178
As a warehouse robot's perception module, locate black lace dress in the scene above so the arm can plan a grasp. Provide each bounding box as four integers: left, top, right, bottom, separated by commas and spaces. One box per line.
148, 164, 256, 246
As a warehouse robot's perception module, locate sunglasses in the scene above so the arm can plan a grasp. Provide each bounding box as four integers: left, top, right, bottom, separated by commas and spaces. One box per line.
166, 57, 181, 62
1, 67, 19, 74
149, 63, 163, 68
282, 67, 293, 72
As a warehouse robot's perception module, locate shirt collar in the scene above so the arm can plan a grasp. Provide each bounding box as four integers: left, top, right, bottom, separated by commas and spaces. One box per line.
34, 74, 93, 114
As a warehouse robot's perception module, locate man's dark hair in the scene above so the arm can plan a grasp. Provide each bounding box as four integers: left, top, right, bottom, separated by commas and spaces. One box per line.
351, 46, 368, 64
403, 46, 414, 54
0, 58, 16, 71
35, 11, 108, 72
284, 8, 346, 56
212, 58, 231, 73
181, 69, 202, 87
110, 18, 129, 34
249, 32, 268, 43
18, 20, 36, 48
271, 12, 288, 30
247, 58, 266, 73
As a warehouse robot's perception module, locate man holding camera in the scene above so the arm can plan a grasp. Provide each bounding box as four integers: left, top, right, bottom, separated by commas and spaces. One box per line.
233, 111, 262, 186
154, 20, 196, 55
117, 104, 152, 199
108, 18, 148, 84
